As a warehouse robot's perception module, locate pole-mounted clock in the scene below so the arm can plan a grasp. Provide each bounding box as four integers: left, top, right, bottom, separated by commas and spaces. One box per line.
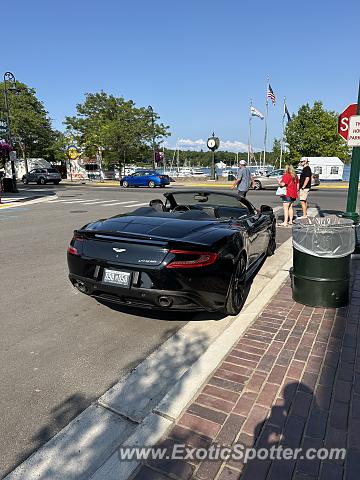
207, 133, 220, 152
207, 133, 220, 179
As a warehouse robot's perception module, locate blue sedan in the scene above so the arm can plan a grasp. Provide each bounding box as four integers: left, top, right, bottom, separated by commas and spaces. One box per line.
120, 170, 170, 188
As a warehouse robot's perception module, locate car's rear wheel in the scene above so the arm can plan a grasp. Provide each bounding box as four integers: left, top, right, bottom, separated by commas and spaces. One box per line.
53, 181, 60, 185
22, 177, 28, 184
224, 255, 247, 316
148, 180, 156, 188
122, 180, 129, 188
266, 221, 277, 256
253, 180, 262, 190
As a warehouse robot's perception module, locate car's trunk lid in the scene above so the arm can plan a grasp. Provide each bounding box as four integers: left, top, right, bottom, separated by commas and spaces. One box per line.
78, 215, 222, 266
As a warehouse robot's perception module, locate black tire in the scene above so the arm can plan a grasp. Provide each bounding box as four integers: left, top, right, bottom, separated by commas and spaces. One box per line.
253, 180, 262, 190
266, 221, 277, 256
224, 255, 247, 316
53, 181, 60, 185
148, 180, 156, 188
122, 180, 129, 188
22, 177, 28, 184
38, 177, 46, 185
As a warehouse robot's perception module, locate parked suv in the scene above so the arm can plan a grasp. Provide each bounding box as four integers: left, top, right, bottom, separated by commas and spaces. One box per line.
22, 168, 61, 185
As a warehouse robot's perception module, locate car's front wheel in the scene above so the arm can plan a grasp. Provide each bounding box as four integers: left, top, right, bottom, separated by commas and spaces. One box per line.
38, 177, 46, 185
253, 180, 262, 190
122, 180, 129, 188
22, 177, 28, 184
224, 255, 247, 316
148, 180, 156, 188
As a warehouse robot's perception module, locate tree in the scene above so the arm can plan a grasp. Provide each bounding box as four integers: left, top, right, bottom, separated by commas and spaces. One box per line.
269, 138, 281, 167
65, 92, 170, 170
0, 81, 55, 172
284, 101, 350, 163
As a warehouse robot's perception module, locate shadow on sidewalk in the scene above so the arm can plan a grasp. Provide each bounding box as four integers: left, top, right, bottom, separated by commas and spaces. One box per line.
6, 327, 211, 480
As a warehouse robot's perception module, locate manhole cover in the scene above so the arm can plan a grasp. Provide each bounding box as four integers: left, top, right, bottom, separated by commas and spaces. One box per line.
70, 210, 88, 213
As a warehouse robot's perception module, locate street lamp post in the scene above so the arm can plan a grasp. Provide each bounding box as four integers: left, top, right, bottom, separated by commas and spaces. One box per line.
3, 71, 18, 192
207, 133, 220, 180
148, 106, 156, 169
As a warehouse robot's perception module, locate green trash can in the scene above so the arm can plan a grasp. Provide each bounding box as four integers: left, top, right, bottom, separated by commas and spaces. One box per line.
290, 217, 355, 308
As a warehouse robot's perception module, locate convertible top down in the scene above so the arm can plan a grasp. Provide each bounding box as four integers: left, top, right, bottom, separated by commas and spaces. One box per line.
67, 190, 276, 315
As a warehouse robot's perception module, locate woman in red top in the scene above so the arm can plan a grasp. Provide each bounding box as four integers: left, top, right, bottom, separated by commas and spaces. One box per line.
278, 164, 299, 226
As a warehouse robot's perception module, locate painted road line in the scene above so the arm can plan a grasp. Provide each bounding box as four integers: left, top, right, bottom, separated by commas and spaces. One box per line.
1, 197, 26, 203
82, 199, 119, 205
61, 198, 101, 204
123, 202, 150, 207
101, 201, 139, 207
48, 198, 85, 203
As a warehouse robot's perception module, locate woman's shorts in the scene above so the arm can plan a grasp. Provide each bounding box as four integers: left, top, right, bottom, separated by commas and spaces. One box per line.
281, 196, 296, 203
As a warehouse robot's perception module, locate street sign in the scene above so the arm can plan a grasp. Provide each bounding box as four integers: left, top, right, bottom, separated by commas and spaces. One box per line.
348, 115, 360, 147
338, 103, 357, 140
67, 145, 80, 160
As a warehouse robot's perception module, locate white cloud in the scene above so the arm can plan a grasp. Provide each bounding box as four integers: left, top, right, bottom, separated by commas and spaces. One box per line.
169, 138, 254, 153
177, 138, 207, 149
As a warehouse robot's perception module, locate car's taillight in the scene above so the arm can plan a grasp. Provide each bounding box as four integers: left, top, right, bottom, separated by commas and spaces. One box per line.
67, 233, 83, 256
67, 246, 80, 256
166, 249, 218, 269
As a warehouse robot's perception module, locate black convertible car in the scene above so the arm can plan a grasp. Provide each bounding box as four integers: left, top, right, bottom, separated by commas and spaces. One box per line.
67, 191, 276, 315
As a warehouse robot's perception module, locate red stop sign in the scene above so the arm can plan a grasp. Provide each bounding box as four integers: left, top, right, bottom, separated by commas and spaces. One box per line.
338, 104, 358, 140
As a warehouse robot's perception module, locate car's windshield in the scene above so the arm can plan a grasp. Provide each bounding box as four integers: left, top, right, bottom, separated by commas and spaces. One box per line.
171, 192, 250, 209
47, 168, 58, 173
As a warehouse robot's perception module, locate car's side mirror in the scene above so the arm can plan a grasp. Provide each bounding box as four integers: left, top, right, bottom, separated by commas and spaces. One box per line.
260, 205, 273, 213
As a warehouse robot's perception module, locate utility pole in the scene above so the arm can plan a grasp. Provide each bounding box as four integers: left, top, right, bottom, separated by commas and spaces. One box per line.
3, 72, 19, 193
148, 106, 156, 169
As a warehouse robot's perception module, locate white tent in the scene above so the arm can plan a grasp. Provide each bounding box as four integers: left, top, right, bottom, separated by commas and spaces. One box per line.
300, 157, 344, 181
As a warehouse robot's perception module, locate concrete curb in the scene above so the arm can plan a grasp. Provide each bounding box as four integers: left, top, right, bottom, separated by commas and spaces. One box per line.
5, 237, 293, 480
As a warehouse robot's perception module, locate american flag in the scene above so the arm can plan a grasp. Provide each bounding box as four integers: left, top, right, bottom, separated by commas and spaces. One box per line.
267, 84, 276, 105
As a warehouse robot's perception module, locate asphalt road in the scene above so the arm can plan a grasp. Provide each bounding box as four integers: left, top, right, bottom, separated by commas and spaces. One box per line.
0, 183, 356, 477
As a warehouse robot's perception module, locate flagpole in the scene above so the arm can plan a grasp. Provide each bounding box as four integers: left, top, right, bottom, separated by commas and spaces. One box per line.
280, 97, 285, 169
263, 76, 269, 169
248, 99, 252, 164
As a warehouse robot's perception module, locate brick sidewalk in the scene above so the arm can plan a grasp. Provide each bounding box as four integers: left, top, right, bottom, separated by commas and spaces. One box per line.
133, 259, 360, 480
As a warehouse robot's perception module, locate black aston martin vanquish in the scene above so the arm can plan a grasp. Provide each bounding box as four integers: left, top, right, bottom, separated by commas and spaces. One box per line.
67, 190, 276, 315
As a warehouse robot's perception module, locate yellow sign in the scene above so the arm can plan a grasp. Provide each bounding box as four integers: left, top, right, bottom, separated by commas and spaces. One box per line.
67, 146, 79, 160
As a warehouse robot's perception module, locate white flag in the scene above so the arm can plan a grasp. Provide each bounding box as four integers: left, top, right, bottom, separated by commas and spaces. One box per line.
250, 106, 264, 119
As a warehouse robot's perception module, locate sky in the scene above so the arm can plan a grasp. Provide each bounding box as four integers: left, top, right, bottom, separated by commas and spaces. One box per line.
5, 0, 360, 152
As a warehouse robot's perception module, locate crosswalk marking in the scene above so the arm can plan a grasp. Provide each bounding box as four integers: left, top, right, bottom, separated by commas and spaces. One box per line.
82, 199, 119, 205
1, 197, 26, 203
124, 202, 150, 207
48, 198, 85, 203
100, 201, 139, 207
46, 197, 147, 208
61, 199, 101, 204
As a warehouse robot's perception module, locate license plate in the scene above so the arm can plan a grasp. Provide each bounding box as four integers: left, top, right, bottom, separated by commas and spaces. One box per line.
103, 269, 131, 287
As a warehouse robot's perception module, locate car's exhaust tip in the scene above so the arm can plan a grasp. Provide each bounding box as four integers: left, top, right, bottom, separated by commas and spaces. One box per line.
75, 281, 88, 294
158, 296, 173, 307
